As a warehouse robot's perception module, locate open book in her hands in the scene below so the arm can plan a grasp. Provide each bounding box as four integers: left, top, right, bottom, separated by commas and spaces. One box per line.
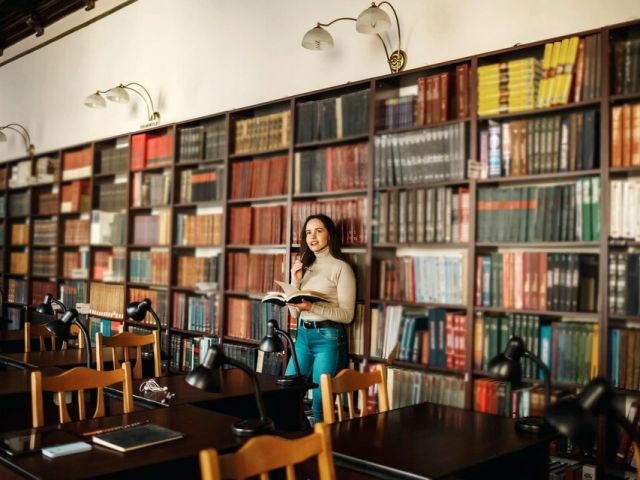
261, 280, 330, 306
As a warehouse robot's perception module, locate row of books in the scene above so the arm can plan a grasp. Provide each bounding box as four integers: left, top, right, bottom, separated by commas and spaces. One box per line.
374, 253, 467, 305
233, 111, 290, 155
225, 297, 285, 341
476, 178, 601, 243
61, 180, 90, 213
174, 212, 223, 246
293, 143, 368, 193
474, 313, 544, 378
374, 122, 467, 187
132, 211, 171, 246
611, 102, 640, 168
62, 147, 92, 180
229, 155, 287, 199
172, 291, 217, 333
376, 95, 417, 130
612, 36, 640, 95
129, 287, 169, 327
35, 191, 58, 215
88, 317, 124, 343
91, 211, 126, 246
176, 254, 219, 289
178, 165, 224, 203
373, 186, 470, 245
131, 133, 174, 170
63, 218, 90, 245
609, 327, 640, 391
551, 321, 599, 384
347, 304, 365, 356
295, 89, 370, 143
131, 170, 171, 207
97, 143, 129, 175
476, 252, 599, 312
477, 57, 541, 116
228, 205, 285, 245
59, 280, 88, 308
88, 282, 125, 319
32, 281, 57, 307
95, 182, 128, 211
474, 379, 542, 417
416, 66, 470, 125
177, 120, 226, 162
129, 250, 169, 285
9, 252, 28, 274
8, 192, 30, 216
7, 278, 28, 303
480, 110, 599, 178
8, 160, 34, 188
226, 252, 285, 294
32, 250, 57, 277
62, 249, 89, 279
10, 223, 28, 244
616, 399, 640, 468
536, 37, 580, 108
93, 249, 125, 282
291, 198, 368, 245
608, 253, 640, 316
169, 334, 219, 373
387, 367, 465, 410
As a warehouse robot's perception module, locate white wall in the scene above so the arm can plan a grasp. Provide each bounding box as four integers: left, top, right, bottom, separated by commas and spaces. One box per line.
0, 0, 638, 162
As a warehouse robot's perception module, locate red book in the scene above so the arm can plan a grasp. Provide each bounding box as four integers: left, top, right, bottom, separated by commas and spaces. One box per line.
130, 133, 148, 170
456, 64, 470, 119
439, 72, 450, 123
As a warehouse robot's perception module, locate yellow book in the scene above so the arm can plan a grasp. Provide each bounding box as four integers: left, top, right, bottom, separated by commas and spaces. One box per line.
542, 41, 561, 108
549, 38, 570, 105
590, 323, 599, 379
536, 42, 554, 108
557, 36, 580, 105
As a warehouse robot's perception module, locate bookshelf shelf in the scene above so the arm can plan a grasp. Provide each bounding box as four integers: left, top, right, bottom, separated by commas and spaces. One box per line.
292, 189, 368, 200
475, 241, 601, 249
131, 163, 172, 173
223, 335, 259, 345
610, 166, 640, 174
610, 91, 640, 103
224, 290, 264, 301
229, 146, 289, 160
387, 359, 466, 376
172, 244, 223, 250
128, 244, 170, 249
375, 118, 471, 136
607, 314, 640, 323
295, 133, 370, 149
473, 306, 599, 318
170, 327, 216, 337
374, 242, 469, 249
477, 99, 601, 121
475, 169, 601, 185
129, 205, 171, 212
226, 196, 288, 205
371, 299, 467, 310
175, 157, 225, 168
173, 200, 224, 209
375, 179, 469, 191
225, 244, 287, 250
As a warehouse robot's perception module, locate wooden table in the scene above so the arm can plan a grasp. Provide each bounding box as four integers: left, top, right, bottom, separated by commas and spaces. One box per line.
0, 367, 65, 433
0, 348, 123, 370
105, 371, 311, 432
330, 402, 555, 480
0, 404, 244, 479
0, 330, 26, 354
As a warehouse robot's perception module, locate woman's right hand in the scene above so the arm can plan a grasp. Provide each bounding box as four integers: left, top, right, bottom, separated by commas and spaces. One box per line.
291, 260, 303, 283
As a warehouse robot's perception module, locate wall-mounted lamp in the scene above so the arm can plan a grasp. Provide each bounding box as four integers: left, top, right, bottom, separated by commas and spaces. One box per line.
84, 82, 160, 125
0, 123, 35, 156
301, 1, 407, 73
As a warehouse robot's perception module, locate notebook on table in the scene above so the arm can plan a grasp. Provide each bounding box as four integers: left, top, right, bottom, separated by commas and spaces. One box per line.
92, 423, 183, 452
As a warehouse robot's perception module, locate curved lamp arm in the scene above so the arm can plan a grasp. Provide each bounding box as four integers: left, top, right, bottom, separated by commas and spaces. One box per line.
122, 83, 160, 122
146, 306, 162, 331
524, 351, 551, 408
378, 1, 402, 52
0, 123, 35, 155
317, 17, 391, 65
275, 326, 301, 377
225, 356, 269, 422
51, 298, 68, 313
72, 317, 92, 369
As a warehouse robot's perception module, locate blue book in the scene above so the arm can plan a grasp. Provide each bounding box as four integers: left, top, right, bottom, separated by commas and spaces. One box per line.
610, 328, 620, 387
538, 325, 552, 380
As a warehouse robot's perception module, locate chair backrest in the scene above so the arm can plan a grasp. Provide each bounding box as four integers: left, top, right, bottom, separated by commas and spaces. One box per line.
24, 322, 85, 353
31, 362, 134, 427
199, 422, 336, 480
95, 330, 161, 379
320, 364, 389, 424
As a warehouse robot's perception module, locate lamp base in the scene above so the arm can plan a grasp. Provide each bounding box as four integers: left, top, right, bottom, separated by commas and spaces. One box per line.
232, 417, 275, 437
389, 50, 407, 73
515, 416, 553, 433
276, 374, 304, 386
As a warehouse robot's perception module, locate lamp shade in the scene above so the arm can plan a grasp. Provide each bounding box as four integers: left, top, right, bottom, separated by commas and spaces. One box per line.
105, 86, 130, 103
356, 4, 391, 34
185, 346, 223, 392
126, 299, 151, 322
258, 320, 286, 353
35, 294, 55, 316
84, 92, 106, 108
0, 130, 7, 142
44, 308, 77, 339
302, 26, 334, 50
488, 336, 527, 385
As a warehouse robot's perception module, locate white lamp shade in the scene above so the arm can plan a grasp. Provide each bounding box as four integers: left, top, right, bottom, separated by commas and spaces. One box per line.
302, 26, 334, 50
84, 92, 106, 108
356, 5, 391, 34
105, 86, 130, 103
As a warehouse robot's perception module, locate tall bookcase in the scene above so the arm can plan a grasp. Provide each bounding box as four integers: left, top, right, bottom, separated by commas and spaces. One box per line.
1, 18, 639, 476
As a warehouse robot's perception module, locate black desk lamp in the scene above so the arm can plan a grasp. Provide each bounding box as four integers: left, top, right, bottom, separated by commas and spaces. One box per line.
35, 293, 68, 315
545, 377, 640, 474
126, 298, 161, 330
488, 336, 552, 433
44, 308, 92, 368
185, 344, 275, 436
258, 319, 303, 385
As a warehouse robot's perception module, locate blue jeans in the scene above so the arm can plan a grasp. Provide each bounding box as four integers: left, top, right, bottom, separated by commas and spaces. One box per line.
285, 323, 347, 423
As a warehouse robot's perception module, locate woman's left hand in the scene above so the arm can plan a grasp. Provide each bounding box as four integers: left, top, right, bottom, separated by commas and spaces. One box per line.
287, 300, 313, 312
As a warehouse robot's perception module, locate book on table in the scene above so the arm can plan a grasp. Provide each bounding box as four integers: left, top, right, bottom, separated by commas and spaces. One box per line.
261, 280, 329, 306
92, 423, 183, 452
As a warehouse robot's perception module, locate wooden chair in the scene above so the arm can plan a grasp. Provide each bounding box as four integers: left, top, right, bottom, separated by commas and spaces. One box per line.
31, 362, 134, 427
320, 364, 389, 424
24, 322, 85, 353
95, 330, 161, 379
199, 422, 335, 480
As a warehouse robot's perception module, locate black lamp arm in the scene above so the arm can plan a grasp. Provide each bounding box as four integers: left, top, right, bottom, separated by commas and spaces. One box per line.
72, 317, 92, 369
147, 307, 162, 331
275, 326, 301, 377
224, 356, 269, 422
51, 298, 67, 313
613, 406, 640, 446
524, 351, 551, 407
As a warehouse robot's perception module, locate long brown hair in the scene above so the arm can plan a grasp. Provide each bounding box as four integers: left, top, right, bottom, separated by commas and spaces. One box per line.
299, 214, 349, 272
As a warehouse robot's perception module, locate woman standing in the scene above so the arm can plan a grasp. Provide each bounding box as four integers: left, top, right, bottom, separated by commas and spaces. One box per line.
285, 213, 356, 424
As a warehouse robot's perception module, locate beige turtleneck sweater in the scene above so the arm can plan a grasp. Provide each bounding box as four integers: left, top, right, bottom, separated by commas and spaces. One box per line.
293, 246, 356, 324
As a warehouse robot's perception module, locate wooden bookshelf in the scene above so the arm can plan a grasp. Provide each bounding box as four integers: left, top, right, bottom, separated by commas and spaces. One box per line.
2, 18, 640, 475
